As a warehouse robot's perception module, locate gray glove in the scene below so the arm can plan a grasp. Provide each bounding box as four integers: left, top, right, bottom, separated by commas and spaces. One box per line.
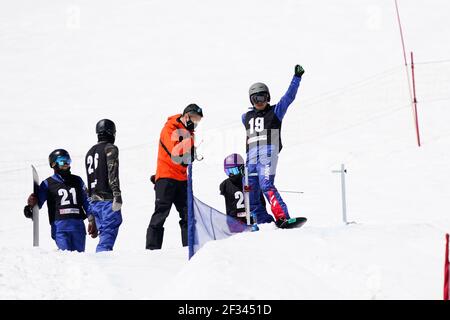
112, 193, 122, 212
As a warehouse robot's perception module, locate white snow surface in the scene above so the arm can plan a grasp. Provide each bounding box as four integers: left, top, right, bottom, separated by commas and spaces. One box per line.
1, 0, 450, 299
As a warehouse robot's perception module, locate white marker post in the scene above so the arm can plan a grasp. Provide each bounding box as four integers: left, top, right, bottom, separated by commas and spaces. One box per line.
31, 165, 40, 247
243, 166, 251, 225
243, 168, 260, 231
33, 206, 39, 247
332, 164, 352, 225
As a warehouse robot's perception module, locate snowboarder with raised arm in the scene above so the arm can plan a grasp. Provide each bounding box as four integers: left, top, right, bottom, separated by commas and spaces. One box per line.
242, 65, 307, 229
85, 119, 123, 252
24, 149, 98, 252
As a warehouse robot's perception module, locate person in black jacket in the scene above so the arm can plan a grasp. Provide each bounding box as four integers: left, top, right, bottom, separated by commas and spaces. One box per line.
85, 119, 122, 252
220, 153, 268, 231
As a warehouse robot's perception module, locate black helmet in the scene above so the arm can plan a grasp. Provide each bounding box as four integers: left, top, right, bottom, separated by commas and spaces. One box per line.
183, 104, 203, 117
96, 119, 116, 136
49, 149, 71, 169
96, 119, 116, 143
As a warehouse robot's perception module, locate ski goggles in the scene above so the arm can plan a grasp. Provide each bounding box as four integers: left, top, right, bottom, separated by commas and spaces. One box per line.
225, 166, 241, 176
55, 155, 72, 167
250, 92, 269, 105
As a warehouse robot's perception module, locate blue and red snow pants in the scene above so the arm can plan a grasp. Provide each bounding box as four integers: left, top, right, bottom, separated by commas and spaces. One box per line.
247, 146, 290, 224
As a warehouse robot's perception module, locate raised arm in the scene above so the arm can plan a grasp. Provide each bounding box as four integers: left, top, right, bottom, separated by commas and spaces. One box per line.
274, 65, 304, 121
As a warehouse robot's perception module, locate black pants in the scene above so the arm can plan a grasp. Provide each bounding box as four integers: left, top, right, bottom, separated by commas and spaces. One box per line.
146, 178, 188, 250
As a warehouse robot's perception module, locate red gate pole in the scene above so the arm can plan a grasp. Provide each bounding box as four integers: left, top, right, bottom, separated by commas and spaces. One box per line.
444, 233, 449, 300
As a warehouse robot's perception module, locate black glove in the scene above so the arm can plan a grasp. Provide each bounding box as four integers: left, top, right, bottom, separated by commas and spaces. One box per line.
150, 175, 156, 185
23, 205, 33, 219
191, 146, 198, 162
295, 64, 305, 77
24, 193, 37, 219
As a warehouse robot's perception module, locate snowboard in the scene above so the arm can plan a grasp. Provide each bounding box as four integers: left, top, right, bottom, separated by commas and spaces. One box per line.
278, 217, 307, 229
31, 165, 39, 247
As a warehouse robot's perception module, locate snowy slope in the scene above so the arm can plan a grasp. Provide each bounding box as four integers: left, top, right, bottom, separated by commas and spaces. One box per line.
161, 223, 444, 300
1, 0, 450, 299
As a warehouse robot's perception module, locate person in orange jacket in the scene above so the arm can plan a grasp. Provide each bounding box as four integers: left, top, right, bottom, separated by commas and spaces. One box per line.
146, 104, 203, 250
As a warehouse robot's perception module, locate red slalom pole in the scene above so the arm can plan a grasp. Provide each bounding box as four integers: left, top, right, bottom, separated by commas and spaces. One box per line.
410, 52, 421, 147
445, 233, 449, 300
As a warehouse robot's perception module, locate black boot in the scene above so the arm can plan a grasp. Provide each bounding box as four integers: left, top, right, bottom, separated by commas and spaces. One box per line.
276, 217, 307, 229
275, 218, 289, 228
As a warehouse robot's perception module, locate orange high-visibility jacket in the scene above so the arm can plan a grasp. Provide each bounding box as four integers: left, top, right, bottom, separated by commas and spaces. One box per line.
155, 114, 195, 182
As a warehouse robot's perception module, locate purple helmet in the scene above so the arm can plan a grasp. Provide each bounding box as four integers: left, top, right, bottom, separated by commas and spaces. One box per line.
224, 153, 244, 176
